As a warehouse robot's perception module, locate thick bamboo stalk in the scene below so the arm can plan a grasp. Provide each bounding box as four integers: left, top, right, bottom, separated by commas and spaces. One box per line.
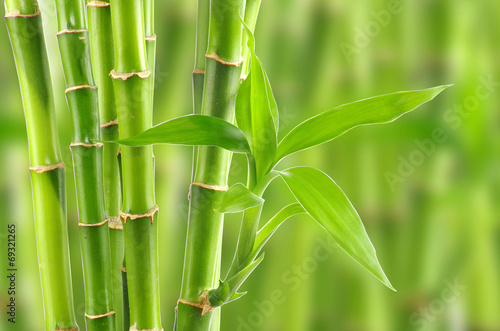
53, 0, 116, 330
4, 1, 79, 330
175, 0, 246, 330
86, 1, 124, 330
109, 0, 162, 329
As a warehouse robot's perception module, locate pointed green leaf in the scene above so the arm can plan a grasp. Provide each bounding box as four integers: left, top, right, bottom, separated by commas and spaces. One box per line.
278, 167, 395, 291
253, 203, 305, 259
209, 254, 265, 307
114, 114, 251, 153
215, 183, 264, 214
276, 85, 451, 161
236, 26, 278, 179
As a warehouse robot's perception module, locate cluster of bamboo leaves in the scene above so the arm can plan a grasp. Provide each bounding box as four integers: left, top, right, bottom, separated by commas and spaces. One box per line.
118, 24, 450, 310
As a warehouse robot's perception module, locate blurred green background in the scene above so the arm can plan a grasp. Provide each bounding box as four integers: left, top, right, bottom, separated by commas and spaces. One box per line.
1, 0, 499, 330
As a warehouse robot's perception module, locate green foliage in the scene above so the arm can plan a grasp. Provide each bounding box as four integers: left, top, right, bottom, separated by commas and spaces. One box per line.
276, 85, 452, 161
114, 114, 251, 153
209, 254, 264, 307
112, 18, 449, 314
216, 183, 264, 214
235, 25, 278, 180
278, 167, 394, 290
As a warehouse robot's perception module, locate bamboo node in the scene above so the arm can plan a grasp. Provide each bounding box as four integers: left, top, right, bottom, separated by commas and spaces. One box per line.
205, 52, 243, 67
86, 0, 110, 7
56, 29, 89, 36
145, 34, 157, 41
120, 205, 159, 224
108, 216, 123, 230
191, 182, 228, 192
4, 7, 41, 18
193, 68, 205, 74
78, 218, 108, 227
101, 118, 119, 128
177, 291, 214, 316
70, 142, 104, 148
55, 327, 79, 331
29, 161, 65, 174
65, 84, 97, 94
85, 310, 115, 320
109, 69, 151, 81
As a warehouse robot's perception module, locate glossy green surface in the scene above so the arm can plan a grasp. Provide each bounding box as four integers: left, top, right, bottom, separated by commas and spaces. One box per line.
5, 2, 78, 329
54, 0, 115, 328
87, 1, 124, 329
177, 0, 245, 329
110, 0, 161, 328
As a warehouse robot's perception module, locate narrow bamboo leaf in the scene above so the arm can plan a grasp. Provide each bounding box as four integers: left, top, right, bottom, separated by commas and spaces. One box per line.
276, 85, 451, 161
264, 71, 279, 132
114, 114, 251, 153
215, 183, 264, 213
253, 203, 305, 259
236, 24, 277, 179
209, 254, 265, 307
278, 167, 395, 291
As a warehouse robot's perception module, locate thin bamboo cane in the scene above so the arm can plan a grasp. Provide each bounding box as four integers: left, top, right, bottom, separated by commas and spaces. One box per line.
53, 0, 116, 330
109, 0, 161, 329
4, 1, 79, 330
175, 0, 246, 330
86, 1, 124, 330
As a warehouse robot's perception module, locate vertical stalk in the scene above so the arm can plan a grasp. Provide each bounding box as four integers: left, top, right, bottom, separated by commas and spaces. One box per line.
109, 0, 162, 329
4, 1, 79, 330
241, 0, 262, 75
54, 0, 115, 330
86, 1, 124, 330
192, 0, 209, 116
176, 0, 245, 330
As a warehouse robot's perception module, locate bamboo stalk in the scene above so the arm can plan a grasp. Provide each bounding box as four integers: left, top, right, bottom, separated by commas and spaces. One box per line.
241, 0, 262, 76
175, 0, 246, 330
109, 0, 162, 329
4, 1, 79, 330
192, 0, 209, 116
86, 1, 124, 330
53, 0, 116, 330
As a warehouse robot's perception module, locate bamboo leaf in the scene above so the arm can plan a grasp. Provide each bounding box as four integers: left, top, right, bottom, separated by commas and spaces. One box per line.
209, 254, 265, 307
278, 167, 395, 291
253, 203, 305, 258
276, 85, 451, 161
215, 183, 264, 214
113, 114, 251, 153
236, 25, 278, 179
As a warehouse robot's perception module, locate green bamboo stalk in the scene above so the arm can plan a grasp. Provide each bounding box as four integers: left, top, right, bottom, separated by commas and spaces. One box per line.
175, 0, 246, 330
4, 1, 79, 330
192, 0, 209, 116
86, 1, 124, 330
53, 0, 116, 330
241, 0, 262, 75
109, 0, 161, 329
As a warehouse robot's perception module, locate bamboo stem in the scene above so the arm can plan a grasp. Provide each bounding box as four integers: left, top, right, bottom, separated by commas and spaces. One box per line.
109, 0, 161, 329
53, 0, 116, 329
86, 1, 124, 330
4, 1, 78, 329
176, 0, 246, 330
